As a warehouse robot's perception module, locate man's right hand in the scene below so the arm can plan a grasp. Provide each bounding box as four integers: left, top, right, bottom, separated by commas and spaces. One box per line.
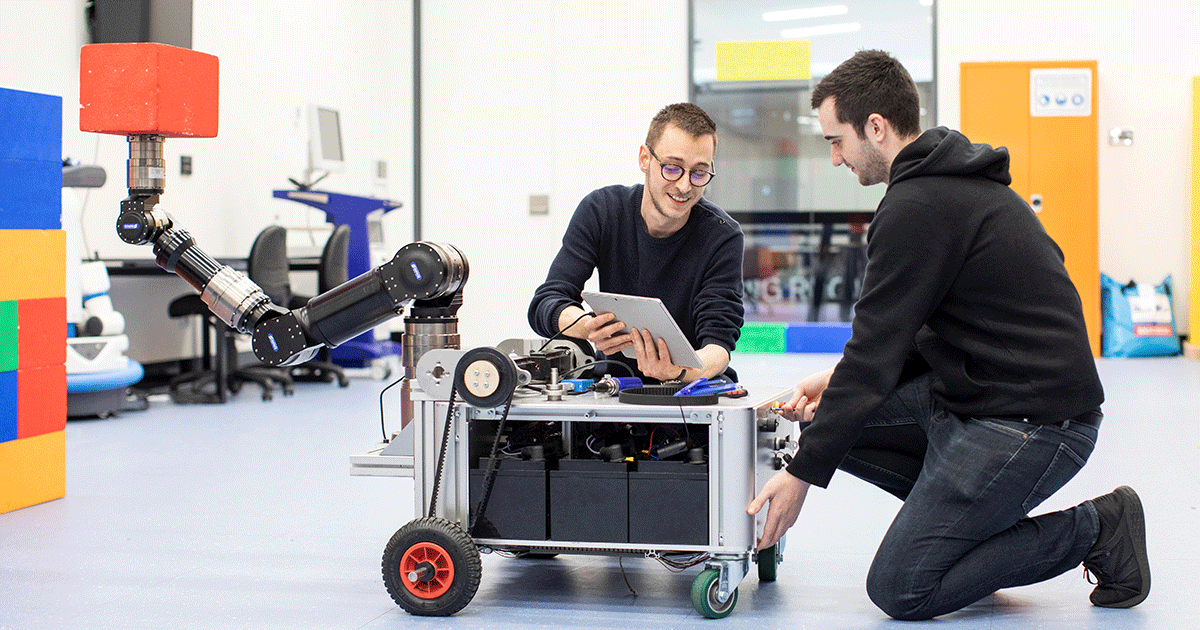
584, 311, 634, 356
778, 366, 835, 423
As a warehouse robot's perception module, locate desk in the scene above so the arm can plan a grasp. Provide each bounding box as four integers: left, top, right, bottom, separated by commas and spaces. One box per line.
103, 256, 320, 276
100, 257, 320, 365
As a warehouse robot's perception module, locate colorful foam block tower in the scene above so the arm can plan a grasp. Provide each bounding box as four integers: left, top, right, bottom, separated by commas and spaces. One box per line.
1, 87, 66, 514
80, 42, 219, 138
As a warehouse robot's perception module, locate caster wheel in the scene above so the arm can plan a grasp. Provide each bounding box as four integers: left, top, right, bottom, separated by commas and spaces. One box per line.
757, 543, 780, 582
691, 568, 737, 619
383, 517, 481, 616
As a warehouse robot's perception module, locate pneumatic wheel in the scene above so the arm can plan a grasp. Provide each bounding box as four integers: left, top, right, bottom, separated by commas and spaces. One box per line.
382, 517, 482, 616
691, 569, 738, 618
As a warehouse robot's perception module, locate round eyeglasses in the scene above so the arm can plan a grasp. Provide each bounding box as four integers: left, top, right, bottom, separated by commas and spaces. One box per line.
646, 145, 715, 187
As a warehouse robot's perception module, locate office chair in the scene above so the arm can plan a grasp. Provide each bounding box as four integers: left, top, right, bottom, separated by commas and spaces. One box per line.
229, 225, 296, 398
287, 224, 350, 387
166, 225, 295, 403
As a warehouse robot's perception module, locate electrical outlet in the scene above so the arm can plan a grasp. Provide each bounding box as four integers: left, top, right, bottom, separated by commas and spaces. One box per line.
180, 155, 192, 175
529, 194, 549, 216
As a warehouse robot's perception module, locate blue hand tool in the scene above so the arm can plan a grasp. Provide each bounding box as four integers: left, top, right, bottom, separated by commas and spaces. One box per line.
673, 378, 710, 396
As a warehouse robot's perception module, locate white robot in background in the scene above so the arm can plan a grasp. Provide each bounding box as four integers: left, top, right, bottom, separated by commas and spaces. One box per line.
63, 162, 142, 415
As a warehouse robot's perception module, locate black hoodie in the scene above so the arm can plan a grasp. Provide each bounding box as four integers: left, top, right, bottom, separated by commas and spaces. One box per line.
787, 127, 1103, 488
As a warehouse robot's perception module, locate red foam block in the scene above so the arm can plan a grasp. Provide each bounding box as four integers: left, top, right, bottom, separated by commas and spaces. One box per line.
18, 364, 66, 439
18, 297, 66, 370
80, 43, 219, 138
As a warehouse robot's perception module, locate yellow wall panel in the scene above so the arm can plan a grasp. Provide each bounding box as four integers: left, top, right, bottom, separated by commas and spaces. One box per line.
0, 430, 65, 514
0, 230, 65, 301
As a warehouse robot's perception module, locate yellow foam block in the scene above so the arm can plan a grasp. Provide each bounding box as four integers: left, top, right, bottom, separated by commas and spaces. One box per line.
0, 430, 65, 514
0, 230, 65, 301
717, 40, 811, 82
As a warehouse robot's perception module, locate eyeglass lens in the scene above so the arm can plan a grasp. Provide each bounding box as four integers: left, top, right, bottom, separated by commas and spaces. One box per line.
654, 155, 712, 186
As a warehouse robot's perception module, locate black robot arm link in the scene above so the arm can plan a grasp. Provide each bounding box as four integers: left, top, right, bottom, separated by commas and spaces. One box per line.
117, 188, 467, 368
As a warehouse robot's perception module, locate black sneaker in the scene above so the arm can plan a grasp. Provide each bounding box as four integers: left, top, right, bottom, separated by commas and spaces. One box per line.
1083, 486, 1150, 608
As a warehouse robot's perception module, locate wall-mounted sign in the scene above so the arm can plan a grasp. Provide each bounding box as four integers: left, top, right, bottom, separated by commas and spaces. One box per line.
716, 40, 811, 82
1030, 68, 1093, 117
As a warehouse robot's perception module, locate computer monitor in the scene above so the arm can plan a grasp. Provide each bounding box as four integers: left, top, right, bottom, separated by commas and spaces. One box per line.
308, 104, 345, 174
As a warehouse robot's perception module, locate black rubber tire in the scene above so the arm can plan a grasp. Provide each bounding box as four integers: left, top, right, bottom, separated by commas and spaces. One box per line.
382, 517, 481, 616
757, 544, 780, 582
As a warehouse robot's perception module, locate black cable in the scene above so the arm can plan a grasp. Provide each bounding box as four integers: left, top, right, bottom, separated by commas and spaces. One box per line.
535, 309, 594, 353
559, 359, 635, 379
377, 373, 406, 442
618, 556, 638, 596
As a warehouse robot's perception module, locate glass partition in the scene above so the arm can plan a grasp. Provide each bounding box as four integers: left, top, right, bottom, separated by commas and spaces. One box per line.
690, 0, 935, 326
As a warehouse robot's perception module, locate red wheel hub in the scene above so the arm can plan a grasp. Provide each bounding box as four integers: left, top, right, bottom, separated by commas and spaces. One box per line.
400, 542, 455, 599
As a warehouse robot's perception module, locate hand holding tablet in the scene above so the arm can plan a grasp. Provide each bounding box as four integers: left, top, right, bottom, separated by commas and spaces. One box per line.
581, 291, 705, 369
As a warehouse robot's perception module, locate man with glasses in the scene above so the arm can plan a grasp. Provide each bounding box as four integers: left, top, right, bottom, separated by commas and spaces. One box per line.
528, 103, 743, 382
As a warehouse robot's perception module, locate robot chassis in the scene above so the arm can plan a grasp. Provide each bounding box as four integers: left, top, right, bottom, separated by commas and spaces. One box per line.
110, 134, 795, 620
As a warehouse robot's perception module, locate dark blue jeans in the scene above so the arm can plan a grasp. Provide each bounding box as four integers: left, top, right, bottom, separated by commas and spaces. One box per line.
838, 373, 1102, 620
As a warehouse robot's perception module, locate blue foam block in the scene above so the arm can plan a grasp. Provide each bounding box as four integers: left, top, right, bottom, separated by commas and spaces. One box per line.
0, 370, 17, 443
0, 87, 62, 163
785, 322, 853, 353
0, 158, 61, 229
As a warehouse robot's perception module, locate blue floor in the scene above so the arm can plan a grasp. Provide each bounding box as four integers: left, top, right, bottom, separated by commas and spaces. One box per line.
2, 353, 1197, 629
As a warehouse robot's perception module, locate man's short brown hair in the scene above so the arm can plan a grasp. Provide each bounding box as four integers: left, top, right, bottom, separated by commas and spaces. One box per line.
811, 50, 921, 139
646, 103, 717, 151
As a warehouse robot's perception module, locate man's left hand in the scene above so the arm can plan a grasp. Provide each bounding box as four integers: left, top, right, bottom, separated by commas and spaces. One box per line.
748, 469, 811, 550
629, 328, 679, 381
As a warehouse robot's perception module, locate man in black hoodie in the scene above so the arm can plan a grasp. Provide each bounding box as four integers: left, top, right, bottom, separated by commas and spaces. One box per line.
747, 50, 1149, 620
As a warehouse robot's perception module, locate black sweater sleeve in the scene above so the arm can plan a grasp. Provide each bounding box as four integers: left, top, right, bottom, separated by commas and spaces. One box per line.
528, 189, 609, 339
786, 198, 967, 487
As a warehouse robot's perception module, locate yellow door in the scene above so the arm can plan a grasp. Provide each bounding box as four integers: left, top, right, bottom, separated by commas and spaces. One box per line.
961, 61, 1100, 357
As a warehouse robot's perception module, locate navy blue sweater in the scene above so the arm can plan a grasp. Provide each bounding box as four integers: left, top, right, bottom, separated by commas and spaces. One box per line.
787, 128, 1104, 488
528, 184, 744, 377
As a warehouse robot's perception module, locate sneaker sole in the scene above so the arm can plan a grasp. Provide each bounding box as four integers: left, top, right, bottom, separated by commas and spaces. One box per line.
1093, 486, 1151, 608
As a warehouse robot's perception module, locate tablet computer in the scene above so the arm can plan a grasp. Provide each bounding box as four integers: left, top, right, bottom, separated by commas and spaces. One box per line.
581, 291, 704, 369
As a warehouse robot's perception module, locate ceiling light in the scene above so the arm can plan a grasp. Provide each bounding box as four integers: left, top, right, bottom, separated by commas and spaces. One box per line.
781, 22, 861, 38
763, 5, 849, 22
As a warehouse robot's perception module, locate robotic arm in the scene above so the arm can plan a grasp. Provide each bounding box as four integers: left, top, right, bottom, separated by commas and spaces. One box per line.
80, 42, 467, 370
115, 136, 468, 368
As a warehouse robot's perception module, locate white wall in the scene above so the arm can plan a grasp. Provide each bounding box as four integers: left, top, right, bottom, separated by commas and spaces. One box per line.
937, 0, 1200, 332
0, 0, 414, 361
430, 0, 1200, 345
4, 0, 1196, 359
0, 0, 414, 262
420, 0, 691, 348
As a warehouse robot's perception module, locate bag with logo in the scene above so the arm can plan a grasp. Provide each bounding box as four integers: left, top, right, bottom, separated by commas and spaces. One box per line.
1100, 274, 1181, 357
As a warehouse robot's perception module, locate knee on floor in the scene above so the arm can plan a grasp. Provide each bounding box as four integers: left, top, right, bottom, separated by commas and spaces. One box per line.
866, 567, 939, 621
